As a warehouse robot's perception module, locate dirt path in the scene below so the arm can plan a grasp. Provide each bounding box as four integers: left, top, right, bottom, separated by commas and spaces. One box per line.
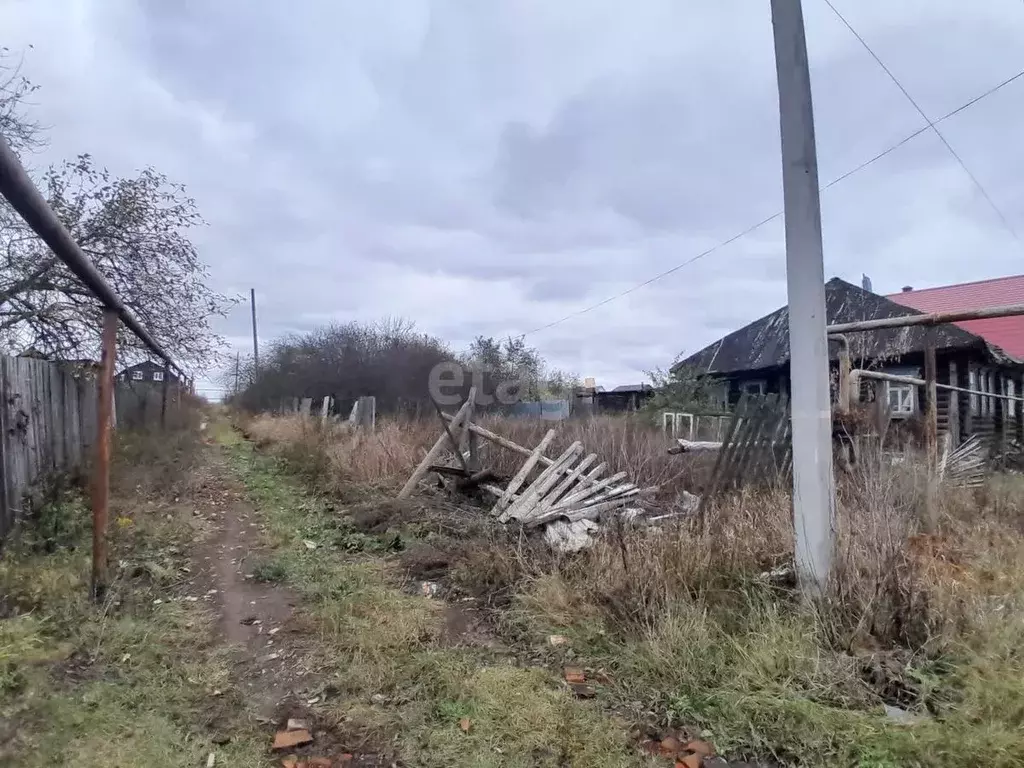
186, 447, 313, 723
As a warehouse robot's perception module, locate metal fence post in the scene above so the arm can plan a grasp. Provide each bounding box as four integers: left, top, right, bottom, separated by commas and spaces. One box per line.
91, 309, 118, 601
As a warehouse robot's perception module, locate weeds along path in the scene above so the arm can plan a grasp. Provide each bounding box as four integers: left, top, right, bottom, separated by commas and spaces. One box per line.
214, 420, 653, 768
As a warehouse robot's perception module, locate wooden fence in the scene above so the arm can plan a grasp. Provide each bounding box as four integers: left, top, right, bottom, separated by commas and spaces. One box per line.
700, 394, 793, 513
0, 355, 187, 541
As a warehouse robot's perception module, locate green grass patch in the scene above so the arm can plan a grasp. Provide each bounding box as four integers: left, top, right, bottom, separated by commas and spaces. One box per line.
0, 460, 265, 767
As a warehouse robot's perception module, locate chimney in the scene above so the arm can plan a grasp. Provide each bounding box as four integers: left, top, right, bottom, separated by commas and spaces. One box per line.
902, 285, 913, 293
861, 273, 873, 292
583, 376, 596, 389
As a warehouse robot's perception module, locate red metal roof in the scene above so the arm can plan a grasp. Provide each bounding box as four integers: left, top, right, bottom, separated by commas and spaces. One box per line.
887, 275, 1024, 358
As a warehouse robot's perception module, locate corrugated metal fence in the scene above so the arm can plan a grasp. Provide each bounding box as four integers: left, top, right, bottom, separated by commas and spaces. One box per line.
0, 355, 186, 540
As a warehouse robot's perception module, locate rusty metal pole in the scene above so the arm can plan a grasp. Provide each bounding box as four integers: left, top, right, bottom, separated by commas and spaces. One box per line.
160, 360, 170, 429
924, 342, 938, 459
91, 309, 118, 601
923, 341, 938, 532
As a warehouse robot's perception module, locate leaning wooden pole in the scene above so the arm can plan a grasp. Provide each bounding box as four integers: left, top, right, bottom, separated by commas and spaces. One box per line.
91, 309, 118, 601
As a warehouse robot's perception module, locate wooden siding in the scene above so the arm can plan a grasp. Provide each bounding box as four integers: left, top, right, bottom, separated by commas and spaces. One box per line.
0, 355, 190, 543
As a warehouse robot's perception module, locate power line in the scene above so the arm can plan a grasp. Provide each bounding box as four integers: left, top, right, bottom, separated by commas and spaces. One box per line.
823, 0, 1020, 242
521, 65, 1024, 338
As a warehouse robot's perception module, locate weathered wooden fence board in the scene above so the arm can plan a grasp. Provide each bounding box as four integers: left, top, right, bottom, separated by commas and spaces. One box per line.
0, 355, 187, 542
699, 394, 794, 518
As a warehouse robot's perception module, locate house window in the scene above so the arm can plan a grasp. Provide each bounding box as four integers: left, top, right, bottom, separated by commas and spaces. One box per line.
740, 380, 766, 398
969, 369, 979, 415
153, 371, 164, 382
886, 382, 915, 418
132, 370, 144, 381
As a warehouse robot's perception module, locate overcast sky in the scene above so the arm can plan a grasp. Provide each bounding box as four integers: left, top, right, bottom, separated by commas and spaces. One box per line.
3, 0, 1024, 396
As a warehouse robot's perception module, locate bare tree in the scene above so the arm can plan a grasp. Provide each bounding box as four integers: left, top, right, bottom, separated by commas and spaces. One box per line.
0, 155, 237, 370
0, 46, 44, 155
0, 48, 234, 373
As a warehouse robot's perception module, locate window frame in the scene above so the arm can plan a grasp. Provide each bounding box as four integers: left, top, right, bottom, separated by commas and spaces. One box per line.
740, 379, 766, 398
152, 371, 164, 382
131, 370, 144, 381
885, 381, 916, 418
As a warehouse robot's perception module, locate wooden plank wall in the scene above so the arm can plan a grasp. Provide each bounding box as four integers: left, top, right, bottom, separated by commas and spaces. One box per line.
0, 357, 187, 541
0, 356, 102, 541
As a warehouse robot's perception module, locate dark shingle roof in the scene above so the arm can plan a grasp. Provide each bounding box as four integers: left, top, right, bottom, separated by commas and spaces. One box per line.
679, 277, 990, 375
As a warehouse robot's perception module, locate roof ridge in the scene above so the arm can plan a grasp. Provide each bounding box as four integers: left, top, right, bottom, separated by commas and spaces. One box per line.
887, 274, 1024, 296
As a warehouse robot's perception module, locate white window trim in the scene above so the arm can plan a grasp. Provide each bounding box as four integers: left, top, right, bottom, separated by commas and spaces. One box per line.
886, 381, 916, 418
153, 371, 164, 382
132, 370, 144, 381
1009, 378, 1017, 418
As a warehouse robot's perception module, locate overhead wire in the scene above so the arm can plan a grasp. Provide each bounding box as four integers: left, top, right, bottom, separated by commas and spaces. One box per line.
520, 63, 1024, 338
822, 0, 1020, 242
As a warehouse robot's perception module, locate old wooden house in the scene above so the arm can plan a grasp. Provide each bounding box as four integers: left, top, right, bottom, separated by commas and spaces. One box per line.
677, 277, 1024, 447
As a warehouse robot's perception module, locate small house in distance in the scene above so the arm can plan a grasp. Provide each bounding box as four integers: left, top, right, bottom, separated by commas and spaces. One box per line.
677, 276, 1024, 447
118, 360, 178, 385
575, 381, 655, 413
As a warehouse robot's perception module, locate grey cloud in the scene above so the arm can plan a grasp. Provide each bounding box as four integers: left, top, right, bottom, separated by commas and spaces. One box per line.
2, 0, 1023, 392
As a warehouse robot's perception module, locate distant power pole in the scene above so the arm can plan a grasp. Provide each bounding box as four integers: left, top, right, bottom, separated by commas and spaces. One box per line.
250, 288, 260, 376
770, 0, 836, 593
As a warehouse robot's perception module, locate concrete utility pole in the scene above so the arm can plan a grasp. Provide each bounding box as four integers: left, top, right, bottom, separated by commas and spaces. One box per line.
770, 0, 836, 593
250, 288, 260, 375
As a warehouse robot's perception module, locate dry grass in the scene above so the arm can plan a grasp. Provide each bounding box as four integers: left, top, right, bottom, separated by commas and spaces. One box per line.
244, 411, 708, 512
240, 410, 1024, 765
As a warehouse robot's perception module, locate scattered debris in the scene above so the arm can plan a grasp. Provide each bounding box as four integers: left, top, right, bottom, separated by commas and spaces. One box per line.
272, 729, 314, 751
459, 717, 472, 733
302, 539, 318, 550
398, 394, 681, 552
206, 752, 216, 768
547, 634, 569, 646
544, 519, 599, 553
686, 740, 715, 757
240, 615, 260, 626
569, 683, 596, 698
286, 718, 309, 732
941, 434, 987, 487
676, 754, 702, 768
659, 736, 683, 756
419, 581, 440, 598
563, 666, 586, 684
884, 703, 924, 725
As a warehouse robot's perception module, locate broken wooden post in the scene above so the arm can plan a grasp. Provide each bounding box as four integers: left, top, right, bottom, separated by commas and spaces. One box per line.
398, 388, 475, 499
91, 309, 117, 601
320, 395, 331, 425
465, 395, 480, 471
